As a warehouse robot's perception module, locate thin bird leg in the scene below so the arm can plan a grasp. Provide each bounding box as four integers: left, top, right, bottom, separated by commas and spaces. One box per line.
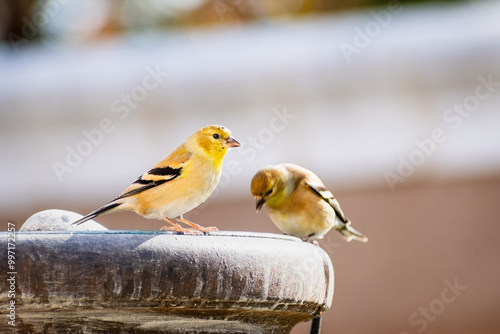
161, 217, 202, 234
177, 216, 219, 233
304, 233, 319, 245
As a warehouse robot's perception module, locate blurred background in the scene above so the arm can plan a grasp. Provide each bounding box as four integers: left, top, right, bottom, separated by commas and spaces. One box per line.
1, 0, 500, 333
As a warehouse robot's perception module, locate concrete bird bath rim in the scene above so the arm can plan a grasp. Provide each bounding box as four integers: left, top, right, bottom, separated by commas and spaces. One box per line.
1, 229, 334, 333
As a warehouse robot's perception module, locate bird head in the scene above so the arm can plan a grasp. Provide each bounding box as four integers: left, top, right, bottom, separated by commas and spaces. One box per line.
250, 167, 286, 212
194, 125, 240, 161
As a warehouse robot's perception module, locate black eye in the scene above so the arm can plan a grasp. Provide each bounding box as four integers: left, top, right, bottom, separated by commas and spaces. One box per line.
212, 133, 220, 139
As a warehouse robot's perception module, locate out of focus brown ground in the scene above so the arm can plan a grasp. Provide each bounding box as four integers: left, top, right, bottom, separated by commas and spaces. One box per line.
5, 177, 500, 334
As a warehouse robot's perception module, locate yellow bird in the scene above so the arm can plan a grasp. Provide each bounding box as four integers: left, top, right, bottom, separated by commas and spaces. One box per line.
251, 163, 368, 242
72, 125, 240, 233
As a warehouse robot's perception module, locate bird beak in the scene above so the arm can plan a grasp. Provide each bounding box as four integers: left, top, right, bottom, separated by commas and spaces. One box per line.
255, 197, 266, 212
225, 136, 241, 148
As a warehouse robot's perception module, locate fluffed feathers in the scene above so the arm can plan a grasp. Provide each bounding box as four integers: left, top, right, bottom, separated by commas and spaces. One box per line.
251, 163, 368, 242
72, 125, 240, 233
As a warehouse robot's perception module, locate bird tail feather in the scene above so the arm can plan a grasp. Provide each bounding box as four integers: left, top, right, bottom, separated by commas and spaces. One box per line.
72, 202, 122, 226
338, 221, 368, 243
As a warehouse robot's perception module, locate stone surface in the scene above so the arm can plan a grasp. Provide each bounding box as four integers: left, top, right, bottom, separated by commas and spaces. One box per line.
0, 230, 333, 333
20, 209, 107, 231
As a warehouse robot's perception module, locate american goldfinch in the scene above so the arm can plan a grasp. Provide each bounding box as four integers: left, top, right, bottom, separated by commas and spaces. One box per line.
251, 163, 367, 243
72, 125, 240, 233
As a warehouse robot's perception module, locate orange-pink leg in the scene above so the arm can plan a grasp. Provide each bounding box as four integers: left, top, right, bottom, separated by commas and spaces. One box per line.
160, 217, 202, 234
177, 216, 219, 233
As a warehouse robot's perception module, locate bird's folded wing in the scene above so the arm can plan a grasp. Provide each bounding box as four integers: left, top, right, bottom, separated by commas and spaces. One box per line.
116, 177, 174, 200
115, 151, 191, 200
306, 182, 348, 223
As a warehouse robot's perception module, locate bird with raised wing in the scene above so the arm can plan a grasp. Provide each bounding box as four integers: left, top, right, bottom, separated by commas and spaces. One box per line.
251, 163, 367, 242
72, 125, 240, 233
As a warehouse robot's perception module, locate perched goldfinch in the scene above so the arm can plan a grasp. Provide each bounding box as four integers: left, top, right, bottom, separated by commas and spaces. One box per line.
251, 163, 368, 242
72, 125, 240, 233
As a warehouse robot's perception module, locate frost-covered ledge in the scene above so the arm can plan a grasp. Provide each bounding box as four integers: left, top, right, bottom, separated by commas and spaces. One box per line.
0, 212, 334, 334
